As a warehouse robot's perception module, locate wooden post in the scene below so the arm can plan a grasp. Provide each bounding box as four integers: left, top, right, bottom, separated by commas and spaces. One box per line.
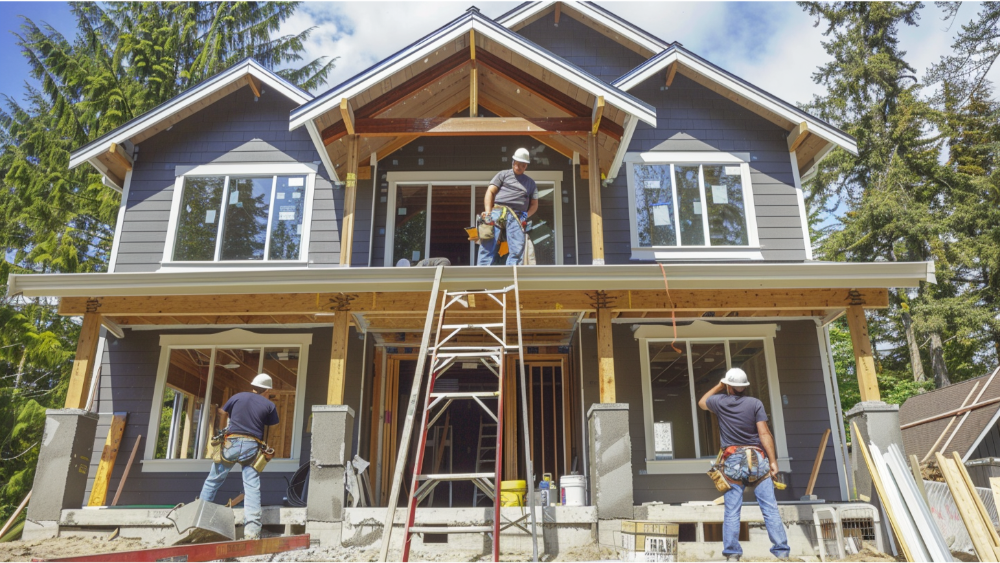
846, 305, 880, 402
88, 412, 128, 506
805, 428, 831, 496
65, 312, 103, 409
327, 310, 351, 404
469, 30, 478, 117
339, 135, 360, 266
597, 307, 616, 403
587, 132, 605, 265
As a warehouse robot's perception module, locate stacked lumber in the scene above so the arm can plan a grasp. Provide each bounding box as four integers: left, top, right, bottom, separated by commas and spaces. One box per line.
852, 422, 953, 562
936, 451, 1000, 562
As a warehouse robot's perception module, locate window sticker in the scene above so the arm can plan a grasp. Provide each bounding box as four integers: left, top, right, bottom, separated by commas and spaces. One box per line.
288, 178, 305, 187
411, 250, 421, 261
229, 190, 239, 204
292, 192, 301, 199
277, 192, 285, 200
205, 210, 216, 224
296, 224, 302, 235
644, 180, 660, 190
398, 207, 407, 215
652, 203, 672, 226
279, 212, 296, 221
724, 166, 741, 176
712, 185, 729, 205
693, 201, 702, 215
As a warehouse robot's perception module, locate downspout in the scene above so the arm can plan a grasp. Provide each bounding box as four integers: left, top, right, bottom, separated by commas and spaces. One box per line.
819, 321, 853, 499
576, 311, 589, 501
368, 153, 379, 267
572, 153, 580, 265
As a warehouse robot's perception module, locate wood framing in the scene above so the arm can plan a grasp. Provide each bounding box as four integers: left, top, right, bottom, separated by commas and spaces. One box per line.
588, 132, 605, 264
340, 135, 360, 266
787, 122, 809, 153
665, 62, 678, 88
353, 117, 593, 137
247, 75, 262, 98
108, 143, 133, 171
597, 307, 615, 402
88, 413, 128, 506
65, 312, 103, 409
846, 305, 880, 402
340, 98, 356, 135
553, 3, 561, 25
592, 96, 605, 135
327, 310, 351, 404
470, 62, 478, 117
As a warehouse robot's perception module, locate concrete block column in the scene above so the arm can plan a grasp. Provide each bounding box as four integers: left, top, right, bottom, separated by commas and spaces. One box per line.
845, 401, 906, 502
23, 409, 99, 539
587, 403, 633, 519
307, 405, 355, 524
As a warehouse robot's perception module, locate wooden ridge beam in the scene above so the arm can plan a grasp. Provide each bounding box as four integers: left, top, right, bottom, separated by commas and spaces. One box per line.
665, 62, 678, 88
247, 75, 262, 98
354, 116, 592, 136
60, 288, 890, 317
787, 122, 809, 153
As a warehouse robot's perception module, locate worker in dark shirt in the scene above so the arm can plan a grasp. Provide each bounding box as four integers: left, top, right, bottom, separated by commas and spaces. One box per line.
698, 368, 789, 562
198, 373, 279, 540
477, 147, 538, 266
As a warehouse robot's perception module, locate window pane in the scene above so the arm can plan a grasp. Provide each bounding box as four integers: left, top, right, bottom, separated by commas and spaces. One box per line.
730, 340, 772, 417
221, 177, 272, 260
674, 165, 705, 246
692, 342, 728, 457
155, 349, 212, 459
528, 185, 557, 264
633, 164, 676, 247
648, 341, 695, 459
704, 165, 748, 246
393, 185, 427, 264
174, 177, 225, 261
260, 347, 300, 459
268, 176, 306, 260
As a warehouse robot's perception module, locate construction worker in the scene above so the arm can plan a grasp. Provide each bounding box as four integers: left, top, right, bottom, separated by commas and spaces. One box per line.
477, 147, 538, 266
698, 368, 789, 562
198, 373, 278, 540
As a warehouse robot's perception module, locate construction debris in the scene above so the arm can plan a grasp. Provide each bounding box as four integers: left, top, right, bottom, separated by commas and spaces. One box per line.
936, 452, 1000, 562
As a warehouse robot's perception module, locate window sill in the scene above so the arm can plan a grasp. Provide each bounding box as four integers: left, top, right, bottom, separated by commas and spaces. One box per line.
642, 457, 792, 475
140, 459, 302, 473
631, 247, 764, 261
158, 261, 309, 272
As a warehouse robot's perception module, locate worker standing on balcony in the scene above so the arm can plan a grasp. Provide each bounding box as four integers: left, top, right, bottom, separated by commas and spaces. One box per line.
477, 147, 538, 266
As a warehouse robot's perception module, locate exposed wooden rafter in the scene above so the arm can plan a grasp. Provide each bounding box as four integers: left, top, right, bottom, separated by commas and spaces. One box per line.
788, 121, 809, 153
469, 30, 478, 117
591, 96, 605, 135
354, 116, 593, 137
247, 75, 262, 98
340, 98, 356, 135
665, 62, 678, 88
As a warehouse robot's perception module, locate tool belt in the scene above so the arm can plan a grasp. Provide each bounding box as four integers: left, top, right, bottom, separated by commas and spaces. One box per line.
708, 445, 769, 491
209, 431, 274, 471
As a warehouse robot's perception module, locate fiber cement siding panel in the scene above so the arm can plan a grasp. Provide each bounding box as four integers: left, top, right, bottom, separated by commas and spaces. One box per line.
84, 325, 369, 507
113, 87, 344, 272
579, 320, 843, 504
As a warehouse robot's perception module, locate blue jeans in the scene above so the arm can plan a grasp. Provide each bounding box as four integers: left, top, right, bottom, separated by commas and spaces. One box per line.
722, 451, 789, 558
477, 208, 526, 266
199, 437, 262, 538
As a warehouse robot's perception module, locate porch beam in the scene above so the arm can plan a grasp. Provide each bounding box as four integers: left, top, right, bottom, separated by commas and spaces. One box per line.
327, 310, 351, 404
588, 132, 605, 264
59, 288, 890, 316
65, 312, 103, 409
477, 96, 577, 159
597, 307, 615, 403
375, 100, 471, 162
340, 98, 355, 135
340, 135, 360, 266
354, 117, 592, 137
787, 122, 809, 153
846, 304, 880, 402
591, 96, 605, 135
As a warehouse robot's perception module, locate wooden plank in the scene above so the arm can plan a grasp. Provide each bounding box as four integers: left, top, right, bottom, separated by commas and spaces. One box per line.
805, 428, 831, 496
909, 454, 929, 505
108, 143, 133, 171
591, 96, 604, 135
340, 135, 360, 266
469, 62, 478, 117
180, 397, 194, 458
354, 116, 591, 136
991, 477, 1000, 532
846, 305, 880, 402
340, 99, 356, 135
476, 95, 576, 159
855, 422, 914, 561
88, 413, 128, 506
937, 453, 998, 562
787, 122, 809, 153
247, 75, 262, 98
665, 62, 678, 87
111, 435, 142, 506
0, 490, 31, 539
587, 132, 605, 264
902, 396, 1000, 429
554, 2, 561, 25
953, 451, 1000, 547
597, 307, 615, 403
327, 310, 351, 404
65, 312, 103, 409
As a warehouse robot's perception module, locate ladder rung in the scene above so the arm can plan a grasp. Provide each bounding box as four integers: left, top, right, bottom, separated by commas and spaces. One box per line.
430, 392, 499, 399
408, 526, 493, 534
432, 346, 507, 352
418, 473, 493, 481
442, 323, 504, 329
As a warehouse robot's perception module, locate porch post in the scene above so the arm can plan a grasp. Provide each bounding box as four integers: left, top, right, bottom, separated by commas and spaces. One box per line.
339, 134, 360, 266
587, 132, 605, 265
846, 304, 880, 402
65, 312, 102, 409
327, 310, 351, 404
597, 306, 616, 403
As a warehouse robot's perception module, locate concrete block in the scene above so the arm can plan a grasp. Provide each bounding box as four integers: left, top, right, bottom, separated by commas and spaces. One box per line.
307, 405, 354, 523
846, 401, 905, 502
21, 520, 60, 541
587, 403, 634, 519
26, 409, 99, 523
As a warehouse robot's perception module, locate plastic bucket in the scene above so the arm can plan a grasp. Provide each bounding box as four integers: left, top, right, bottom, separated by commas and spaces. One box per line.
560, 474, 587, 507
500, 480, 527, 507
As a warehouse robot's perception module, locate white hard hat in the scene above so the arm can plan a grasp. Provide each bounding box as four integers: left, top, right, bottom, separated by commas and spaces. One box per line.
251, 373, 273, 389
513, 147, 531, 164
720, 368, 749, 389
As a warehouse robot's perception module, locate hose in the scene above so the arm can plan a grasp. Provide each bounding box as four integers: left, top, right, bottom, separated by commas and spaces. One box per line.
285, 461, 310, 507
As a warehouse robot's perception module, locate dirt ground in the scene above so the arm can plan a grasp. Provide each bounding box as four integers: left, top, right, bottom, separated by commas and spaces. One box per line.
0, 535, 148, 562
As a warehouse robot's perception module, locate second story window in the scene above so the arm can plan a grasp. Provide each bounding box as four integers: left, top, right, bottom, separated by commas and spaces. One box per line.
165, 164, 316, 264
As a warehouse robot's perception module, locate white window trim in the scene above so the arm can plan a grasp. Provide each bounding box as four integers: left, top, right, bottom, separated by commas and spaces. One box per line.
141, 328, 312, 473
161, 163, 318, 269
635, 321, 789, 475
624, 152, 761, 261
383, 171, 564, 267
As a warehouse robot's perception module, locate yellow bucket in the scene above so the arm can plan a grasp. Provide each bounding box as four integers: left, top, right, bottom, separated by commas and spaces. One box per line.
499, 480, 527, 507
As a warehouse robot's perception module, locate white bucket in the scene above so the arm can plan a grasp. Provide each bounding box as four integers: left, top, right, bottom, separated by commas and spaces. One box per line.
560, 474, 587, 507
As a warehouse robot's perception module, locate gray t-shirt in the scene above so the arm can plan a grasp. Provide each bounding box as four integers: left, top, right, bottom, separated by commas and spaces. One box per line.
491, 169, 538, 213
705, 394, 768, 448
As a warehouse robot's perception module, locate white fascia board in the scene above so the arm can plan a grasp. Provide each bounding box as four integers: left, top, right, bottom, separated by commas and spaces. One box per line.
7, 261, 936, 298
615, 51, 858, 156
305, 121, 340, 183
963, 405, 1000, 462
70, 61, 311, 170
607, 114, 637, 181
497, 1, 669, 54
495, 1, 550, 26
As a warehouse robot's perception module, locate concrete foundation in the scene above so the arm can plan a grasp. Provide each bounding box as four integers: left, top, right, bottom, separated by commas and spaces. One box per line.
846, 401, 906, 502
587, 403, 633, 519
23, 409, 99, 540
307, 405, 355, 524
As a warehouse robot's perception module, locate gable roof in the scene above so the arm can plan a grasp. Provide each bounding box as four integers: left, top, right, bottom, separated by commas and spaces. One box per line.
496, 1, 669, 57
289, 8, 656, 132
613, 43, 858, 176
900, 368, 1000, 462
69, 59, 312, 186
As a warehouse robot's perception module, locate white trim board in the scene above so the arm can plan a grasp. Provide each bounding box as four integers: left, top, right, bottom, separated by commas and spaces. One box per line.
107, 170, 133, 273
790, 151, 814, 261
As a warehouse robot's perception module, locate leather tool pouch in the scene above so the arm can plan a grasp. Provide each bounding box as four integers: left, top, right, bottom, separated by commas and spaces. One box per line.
209, 430, 225, 463
707, 450, 731, 493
